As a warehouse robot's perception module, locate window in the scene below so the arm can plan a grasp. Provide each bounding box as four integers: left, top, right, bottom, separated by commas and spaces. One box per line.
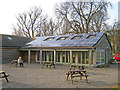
72, 52, 75, 63
42, 51, 47, 61
116, 55, 120, 57
71, 36, 82, 40
96, 50, 105, 65
56, 51, 60, 62
78, 52, 81, 63
96, 51, 100, 64
57, 37, 68, 40
87, 34, 96, 39
8, 37, 12, 40
48, 51, 54, 61
101, 52, 104, 63
36, 51, 40, 61
62, 51, 70, 63
44, 37, 55, 41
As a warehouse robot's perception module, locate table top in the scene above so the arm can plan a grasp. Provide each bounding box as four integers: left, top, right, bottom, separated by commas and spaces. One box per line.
70, 64, 83, 67
43, 61, 54, 64
0, 71, 5, 74
69, 70, 86, 72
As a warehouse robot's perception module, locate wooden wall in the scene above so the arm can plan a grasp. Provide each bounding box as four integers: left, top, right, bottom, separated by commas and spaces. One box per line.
1, 48, 20, 63
20, 51, 36, 63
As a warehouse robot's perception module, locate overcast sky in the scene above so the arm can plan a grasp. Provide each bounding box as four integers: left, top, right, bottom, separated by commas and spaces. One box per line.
0, 0, 119, 35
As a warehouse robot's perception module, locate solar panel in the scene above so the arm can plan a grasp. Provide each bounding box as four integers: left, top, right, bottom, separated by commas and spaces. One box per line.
25, 32, 104, 48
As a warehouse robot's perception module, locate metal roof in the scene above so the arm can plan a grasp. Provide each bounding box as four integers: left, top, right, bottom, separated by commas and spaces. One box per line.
0, 34, 32, 47
25, 32, 105, 48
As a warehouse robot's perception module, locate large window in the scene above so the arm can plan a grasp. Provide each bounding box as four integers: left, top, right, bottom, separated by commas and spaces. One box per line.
96, 50, 105, 65
62, 51, 70, 63
86, 52, 89, 64
42, 51, 47, 61
101, 51, 104, 64
42, 51, 54, 62
72, 52, 75, 63
78, 52, 82, 64
48, 51, 54, 61
56, 51, 60, 63
96, 51, 100, 64
72, 51, 89, 65
82, 52, 85, 64
36, 51, 40, 61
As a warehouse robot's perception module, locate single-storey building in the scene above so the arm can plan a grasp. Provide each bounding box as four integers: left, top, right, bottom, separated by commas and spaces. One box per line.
20, 32, 112, 67
0, 34, 32, 63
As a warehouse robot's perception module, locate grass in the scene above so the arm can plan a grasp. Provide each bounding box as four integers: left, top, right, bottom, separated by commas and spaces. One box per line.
111, 87, 120, 90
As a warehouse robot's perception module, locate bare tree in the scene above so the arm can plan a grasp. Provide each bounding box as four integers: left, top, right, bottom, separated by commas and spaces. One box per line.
55, 1, 111, 34
12, 7, 44, 38
106, 21, 120, 54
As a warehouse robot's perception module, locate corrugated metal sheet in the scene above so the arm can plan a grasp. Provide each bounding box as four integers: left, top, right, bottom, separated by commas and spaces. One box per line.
25, 32, 104, 48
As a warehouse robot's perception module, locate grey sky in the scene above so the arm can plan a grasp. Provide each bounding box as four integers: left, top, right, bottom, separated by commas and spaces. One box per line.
0, 0, 119, 35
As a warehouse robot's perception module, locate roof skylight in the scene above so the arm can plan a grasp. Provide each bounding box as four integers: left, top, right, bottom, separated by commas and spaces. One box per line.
71, 35, 83, 40
8, 37, 12, 40
87, 34, 96, 39
57, 37, 68, 40
44, 37, 55, 41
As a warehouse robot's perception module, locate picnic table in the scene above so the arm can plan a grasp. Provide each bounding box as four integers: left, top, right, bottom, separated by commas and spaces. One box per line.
66, 70, 89, 84
70, 64, 85, 70
42, 61, 55, 69
0, 71, 9, 82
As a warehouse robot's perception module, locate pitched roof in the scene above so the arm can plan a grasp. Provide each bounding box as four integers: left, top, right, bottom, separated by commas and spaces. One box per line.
0, 34, 32, 48
25, 32, 105, 48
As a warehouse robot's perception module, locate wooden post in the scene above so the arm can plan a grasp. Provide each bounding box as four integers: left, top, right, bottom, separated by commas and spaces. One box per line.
28, 50, 30, 64
47, 52, 49, 62
54, 50, 56, 64
60, 51, 62, 64
40, 50, 42, 64
70, 50, 72, 65
93, 51, 96, 67
89, 50, 92, 68
75, 52, 78, 65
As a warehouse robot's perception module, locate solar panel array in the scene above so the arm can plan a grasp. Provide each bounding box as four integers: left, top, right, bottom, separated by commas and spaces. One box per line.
25, 32, 104, 48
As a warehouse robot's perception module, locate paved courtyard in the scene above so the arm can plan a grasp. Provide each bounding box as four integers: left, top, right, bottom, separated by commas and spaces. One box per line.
1, 63, 119, 88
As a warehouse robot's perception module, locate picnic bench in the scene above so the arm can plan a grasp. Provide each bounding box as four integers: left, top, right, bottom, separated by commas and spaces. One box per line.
70, 64, 85, 70
42, 61, 55, 69
66, 70, 89, 84
0, 71, 9, 82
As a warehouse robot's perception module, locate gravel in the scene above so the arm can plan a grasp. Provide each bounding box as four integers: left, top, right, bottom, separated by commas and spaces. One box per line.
1, 63, 119, 88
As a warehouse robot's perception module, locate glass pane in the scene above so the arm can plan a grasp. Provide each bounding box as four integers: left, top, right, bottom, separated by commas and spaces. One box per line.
96, 51, 100, 64
37, 51, 40, 61
48, 51, 54, 61
72, 52, 75, 63
101, 51, 104, 63
82, 52, 85, 64
86, 52, 89, 64
62, 52, 65, 63
66, 52, 68, 63
58, 52, 60, 62
42, 51, 47, 61
78, 52, 81, 64
56, 51, 60, 62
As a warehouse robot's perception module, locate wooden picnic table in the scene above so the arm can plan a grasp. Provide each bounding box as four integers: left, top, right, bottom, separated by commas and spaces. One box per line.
0, 71, 9, 82
66, 70, 89, 84
70, 64, 85, 70
42, 61, 55, 69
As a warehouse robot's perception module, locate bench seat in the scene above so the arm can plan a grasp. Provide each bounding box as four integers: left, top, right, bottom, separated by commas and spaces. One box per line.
0, 74, 9, 78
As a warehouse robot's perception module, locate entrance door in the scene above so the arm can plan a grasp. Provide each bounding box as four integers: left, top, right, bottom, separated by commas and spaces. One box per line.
62, 51, 70, 64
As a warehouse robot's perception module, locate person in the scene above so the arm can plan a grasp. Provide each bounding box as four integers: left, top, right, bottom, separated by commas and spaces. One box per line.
18, 57, 24, 67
